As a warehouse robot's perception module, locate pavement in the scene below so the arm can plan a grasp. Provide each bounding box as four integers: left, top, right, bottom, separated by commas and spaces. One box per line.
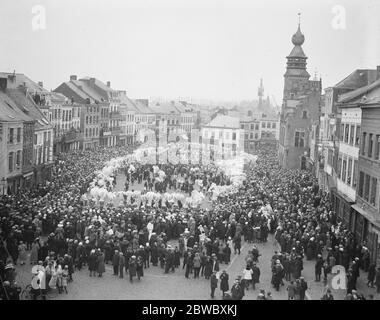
14, 233, 380, 300
12, 172, 380, 300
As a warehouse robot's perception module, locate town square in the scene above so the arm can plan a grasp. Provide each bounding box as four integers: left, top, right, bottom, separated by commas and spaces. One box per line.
0, 0, 380, 301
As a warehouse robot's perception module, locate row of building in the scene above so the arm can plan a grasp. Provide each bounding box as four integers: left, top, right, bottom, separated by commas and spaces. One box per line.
0, 71, 279, 195
278, 21, 380, 265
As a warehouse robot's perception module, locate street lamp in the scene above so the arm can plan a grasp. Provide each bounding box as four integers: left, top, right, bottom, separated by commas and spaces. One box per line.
0, 177, 6, 195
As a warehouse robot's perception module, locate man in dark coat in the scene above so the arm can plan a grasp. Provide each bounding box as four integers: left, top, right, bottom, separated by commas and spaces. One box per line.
231, 279, 244, 300
315, 254, 323, 281
211, 255, 220, 273
119, 252, 125, 278
300, 277, 308, 300
220, 270, 229, 297
251, 263, 261, 290
112, 250, 119, 276
210, 272, 218, 298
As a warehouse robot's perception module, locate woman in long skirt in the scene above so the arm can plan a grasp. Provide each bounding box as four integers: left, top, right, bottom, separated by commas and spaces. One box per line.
62, 266, 69, 294
97, 251, 106, 277
56, 265, 63, 294
49, 265, 59, 290
18, 241, 28, 265
30, 240, 40, 265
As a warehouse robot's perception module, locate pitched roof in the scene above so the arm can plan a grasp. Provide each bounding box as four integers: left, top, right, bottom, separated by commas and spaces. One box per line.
0, 91, 33, 122
338, 78, 380, 103
334, 69, 378, 89
205, 115, 240, 129
150, 102, 178, 114
118, 92, 139, 112
133, 99, 155, 114
0, 72, 49, 93
5, 88, 51, 129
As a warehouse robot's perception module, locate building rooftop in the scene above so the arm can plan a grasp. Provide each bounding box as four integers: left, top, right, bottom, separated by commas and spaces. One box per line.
338, 78, 380, 103
5, 88, 51, 129
0, 91, 33, 122
205, 115, 241, 129
334, 69, 378, 90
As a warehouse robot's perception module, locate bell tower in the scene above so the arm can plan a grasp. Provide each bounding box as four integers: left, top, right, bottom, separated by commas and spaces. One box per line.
283, 13, 310, 103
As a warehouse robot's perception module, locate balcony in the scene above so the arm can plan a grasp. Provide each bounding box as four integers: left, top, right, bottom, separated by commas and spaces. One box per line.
111, 126, 122, 135
109, 111, 121, 119
61, 130, 83, 143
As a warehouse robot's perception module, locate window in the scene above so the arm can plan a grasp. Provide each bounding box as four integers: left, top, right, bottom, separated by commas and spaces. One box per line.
262, 122, 265, 128
85, 128, 88, 137
245, 133, 249, 140
241, 124, 244, 129
255, 124, 259, 130
17, 128, 21, 143
328, 149, 333, 166
302, 110, 307, 119
361, 132, 367, 155
344, 124, 349, 143
342, 156, 347, 182
8, 152, 14, 172
8, 128, 14, 144
347, 157, 352, 185
219, 131, 223, 139
34, 134, 37, 144
272, 122, 276, 129
358, 171, 364, 197
355, 125, 361, 146
375, 135, 380, 160
295, 131, 305, 147
349, 124, 355, 145
255, 133, 258, 139
364, 174, 370, 202
250, 133, 254, 139
250, 124, 254, 130
368, 133, 373, 158
232, 132, 236, 140
340, 124, 345, 141
337, 155, 342, 179
44, 132, 47, 142
370, 177, 377, 206
353, 159, 358, 188
16, 150, 21, 168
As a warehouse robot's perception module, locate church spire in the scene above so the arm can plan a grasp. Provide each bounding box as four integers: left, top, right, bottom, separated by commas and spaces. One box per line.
258, 78, 264, 108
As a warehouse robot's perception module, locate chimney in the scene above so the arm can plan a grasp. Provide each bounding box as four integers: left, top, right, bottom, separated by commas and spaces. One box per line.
38, 81, 43, 88
0, 78, 7, 91
377, 66, 380, 80
70, 75, 77, 81
107, 81, 111, 88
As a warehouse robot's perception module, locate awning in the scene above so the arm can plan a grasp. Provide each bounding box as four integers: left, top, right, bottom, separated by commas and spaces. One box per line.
351, 204, 380, 230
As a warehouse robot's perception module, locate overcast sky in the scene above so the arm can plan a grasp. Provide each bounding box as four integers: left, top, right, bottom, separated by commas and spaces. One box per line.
0, 0, 379, 105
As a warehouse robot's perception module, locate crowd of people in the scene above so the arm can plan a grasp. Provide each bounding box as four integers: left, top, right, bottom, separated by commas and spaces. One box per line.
1, 142, 380, 300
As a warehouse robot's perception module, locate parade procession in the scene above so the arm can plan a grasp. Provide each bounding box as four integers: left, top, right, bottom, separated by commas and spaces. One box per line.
1, 0, 380, 303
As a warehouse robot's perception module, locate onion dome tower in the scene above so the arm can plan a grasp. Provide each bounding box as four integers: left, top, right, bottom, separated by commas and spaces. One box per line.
284, 13, 310, 79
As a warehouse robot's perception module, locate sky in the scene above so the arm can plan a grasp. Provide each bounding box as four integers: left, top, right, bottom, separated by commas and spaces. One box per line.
0, 0, 379, 105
